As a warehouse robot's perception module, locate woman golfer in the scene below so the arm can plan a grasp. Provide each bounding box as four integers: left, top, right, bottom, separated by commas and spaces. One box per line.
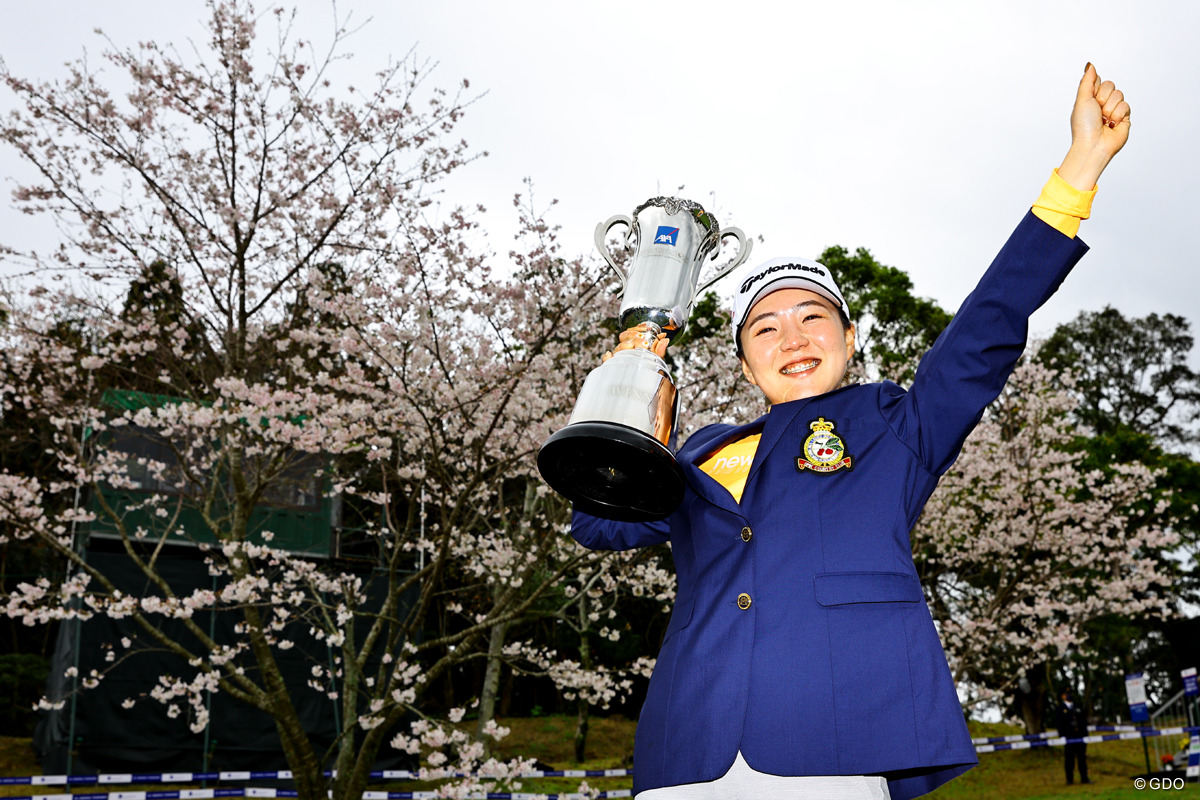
571, 64, 1130, 800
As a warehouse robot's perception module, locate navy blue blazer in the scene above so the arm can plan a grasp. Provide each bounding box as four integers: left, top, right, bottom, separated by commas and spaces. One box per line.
571, 212, 1089, 800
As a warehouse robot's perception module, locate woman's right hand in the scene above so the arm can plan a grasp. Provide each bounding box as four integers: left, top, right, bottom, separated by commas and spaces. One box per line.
1056, 63, 1130, 191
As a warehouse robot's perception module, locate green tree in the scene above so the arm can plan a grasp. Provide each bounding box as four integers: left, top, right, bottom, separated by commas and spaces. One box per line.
1038, 305, 1200, 447
818, 245, 952, 383
112, 260, 218, 395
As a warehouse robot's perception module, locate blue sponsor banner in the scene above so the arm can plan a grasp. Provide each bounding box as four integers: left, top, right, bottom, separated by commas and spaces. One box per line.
1126, 672, 1150, 722
1183, 667, 1198, 697
654, 226, 679, 246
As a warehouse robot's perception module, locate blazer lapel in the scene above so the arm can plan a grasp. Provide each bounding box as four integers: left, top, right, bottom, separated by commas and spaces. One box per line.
681, 419, 766, 515
737, 399, 807, 508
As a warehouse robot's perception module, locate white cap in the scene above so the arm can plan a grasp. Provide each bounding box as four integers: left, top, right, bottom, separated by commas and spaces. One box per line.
732, 256, 849, 344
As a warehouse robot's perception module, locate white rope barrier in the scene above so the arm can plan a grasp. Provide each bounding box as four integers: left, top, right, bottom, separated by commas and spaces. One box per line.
5, 726, 1195, 800
975, 725, 1199, 753
0, 769, 634, 788
0, 768, 636, 800
970, 724, 1139, 744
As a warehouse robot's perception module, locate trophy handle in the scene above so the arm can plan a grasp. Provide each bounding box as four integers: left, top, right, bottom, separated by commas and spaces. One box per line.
697, 226, 754, 294
594, 214, 634, 288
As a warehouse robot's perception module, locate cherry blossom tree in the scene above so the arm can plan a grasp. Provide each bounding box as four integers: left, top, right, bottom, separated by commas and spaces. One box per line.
0, 3, 651, 798
504, 546, 674, 763
913, 358, 1180, 733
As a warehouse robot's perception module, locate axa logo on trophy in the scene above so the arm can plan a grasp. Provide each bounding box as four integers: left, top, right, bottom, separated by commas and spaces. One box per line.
740, 262, 827, 294
654, 226, 680, 246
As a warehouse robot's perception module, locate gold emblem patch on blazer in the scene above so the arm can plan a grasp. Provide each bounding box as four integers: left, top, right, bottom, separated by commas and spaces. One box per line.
796, 417, 853, 474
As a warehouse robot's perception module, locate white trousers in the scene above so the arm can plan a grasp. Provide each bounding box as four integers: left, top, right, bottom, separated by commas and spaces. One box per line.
635, 752, 891, 800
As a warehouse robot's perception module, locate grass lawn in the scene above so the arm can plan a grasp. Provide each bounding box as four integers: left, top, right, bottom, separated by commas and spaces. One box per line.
0, 718, 1192, 798
0, 738, 39, 785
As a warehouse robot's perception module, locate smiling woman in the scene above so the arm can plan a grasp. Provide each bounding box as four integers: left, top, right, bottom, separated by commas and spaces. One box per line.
570, 64, 1132, 800
735, 281, 856, 405
737, 290, 854, 404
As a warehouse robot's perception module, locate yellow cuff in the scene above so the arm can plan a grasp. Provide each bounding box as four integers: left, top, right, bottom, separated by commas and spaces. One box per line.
1031, 169, 1098, 239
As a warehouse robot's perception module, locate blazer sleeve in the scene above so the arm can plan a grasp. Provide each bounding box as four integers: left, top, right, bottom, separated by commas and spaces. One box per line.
882, 211, 1090, 476
570, 507, 671, 551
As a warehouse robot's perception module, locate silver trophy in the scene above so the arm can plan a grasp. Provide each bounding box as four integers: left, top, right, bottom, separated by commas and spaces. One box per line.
538, 197, 752, 521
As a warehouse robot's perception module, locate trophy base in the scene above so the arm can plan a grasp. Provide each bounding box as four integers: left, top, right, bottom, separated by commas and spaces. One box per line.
538, 422, 686, 523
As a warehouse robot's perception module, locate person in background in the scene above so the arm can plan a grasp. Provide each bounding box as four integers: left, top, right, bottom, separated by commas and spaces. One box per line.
1056, 691, 1091, 785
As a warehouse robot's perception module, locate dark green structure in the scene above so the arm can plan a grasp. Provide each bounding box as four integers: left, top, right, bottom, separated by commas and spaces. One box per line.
34, 390, 404, 774
89, 389, 338, 556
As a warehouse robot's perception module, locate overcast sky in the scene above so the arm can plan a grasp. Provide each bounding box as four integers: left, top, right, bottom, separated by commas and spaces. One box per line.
1, 1, 1196, 349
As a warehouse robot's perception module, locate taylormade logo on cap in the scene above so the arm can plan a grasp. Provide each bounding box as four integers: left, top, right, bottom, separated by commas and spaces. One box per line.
739, 261, 829, 295
732, 257, 850, 343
